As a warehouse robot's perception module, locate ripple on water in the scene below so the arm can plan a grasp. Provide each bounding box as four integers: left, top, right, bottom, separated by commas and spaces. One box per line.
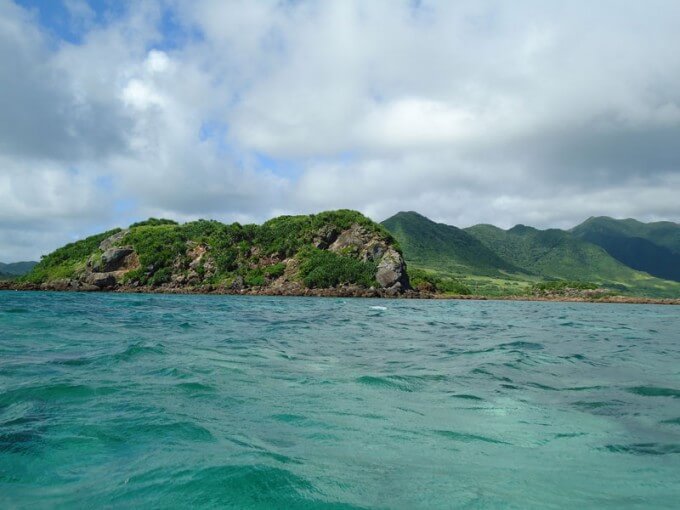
114, 342, 166, 362
601, 443, 680, 456
356, 374, 447, 392
433, 430, 509, 445
626, 386, 680, 398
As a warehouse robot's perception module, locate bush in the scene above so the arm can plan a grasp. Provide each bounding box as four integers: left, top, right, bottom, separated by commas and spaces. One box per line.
264, 262, 286, 279
129, 218, 178, 228
244, 269, 265, 287
298, 247, 377, 288
408, 268, 471, 295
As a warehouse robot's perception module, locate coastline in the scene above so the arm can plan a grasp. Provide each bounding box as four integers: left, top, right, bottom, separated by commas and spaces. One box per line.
1, 280, 678, 305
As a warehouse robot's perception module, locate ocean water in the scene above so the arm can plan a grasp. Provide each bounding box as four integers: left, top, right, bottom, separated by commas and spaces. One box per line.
1, 292, 679, 509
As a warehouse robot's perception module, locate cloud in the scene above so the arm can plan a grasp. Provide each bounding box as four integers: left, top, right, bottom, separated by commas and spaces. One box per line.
0, 0, 679, 261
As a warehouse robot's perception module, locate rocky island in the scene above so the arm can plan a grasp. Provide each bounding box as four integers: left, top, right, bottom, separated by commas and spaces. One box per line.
4, 210, 417, 298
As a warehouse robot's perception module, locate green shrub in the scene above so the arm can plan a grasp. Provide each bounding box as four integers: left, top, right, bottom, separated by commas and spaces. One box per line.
264, 262, 286, 278
298, 247, 377, 288
129, 218, 178, 228
149, 267, 172, 286
408, 268, 471, 295
122, 225, 186, 285
244, 269, 265, 287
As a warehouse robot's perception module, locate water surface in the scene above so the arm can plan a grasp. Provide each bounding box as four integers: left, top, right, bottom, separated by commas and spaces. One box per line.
1, 292, 679, 508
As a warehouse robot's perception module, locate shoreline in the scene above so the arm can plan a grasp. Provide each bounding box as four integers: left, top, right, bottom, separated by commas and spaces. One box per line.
1, 281, 679, 305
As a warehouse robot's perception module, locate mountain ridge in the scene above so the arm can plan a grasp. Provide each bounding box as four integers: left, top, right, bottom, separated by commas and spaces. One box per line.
382, 212, 680, 298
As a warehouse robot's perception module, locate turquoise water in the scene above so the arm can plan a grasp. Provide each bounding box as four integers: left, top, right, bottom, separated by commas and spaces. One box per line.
1, 292, 679, 509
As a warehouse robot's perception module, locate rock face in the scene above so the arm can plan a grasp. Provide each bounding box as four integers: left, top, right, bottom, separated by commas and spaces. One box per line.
376, 247, 408, 290
99, 230, 129, 251
100, 247, 134, 272
78, 231, 141, 289
328, 224, 410, 290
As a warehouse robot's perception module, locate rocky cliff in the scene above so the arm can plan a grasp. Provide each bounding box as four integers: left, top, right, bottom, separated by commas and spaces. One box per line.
14, 210, 413, 297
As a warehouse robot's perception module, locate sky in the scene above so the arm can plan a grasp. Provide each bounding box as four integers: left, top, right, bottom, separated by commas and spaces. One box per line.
2, 0, 680, 261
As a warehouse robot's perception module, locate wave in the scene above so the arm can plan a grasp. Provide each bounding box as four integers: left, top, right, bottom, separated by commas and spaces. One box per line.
601, 443, 680, 456
626, 386, 680, 398
356, 374, 447, 392
433, 430, 509, 445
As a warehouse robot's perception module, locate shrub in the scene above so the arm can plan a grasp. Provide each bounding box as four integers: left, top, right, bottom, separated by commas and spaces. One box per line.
129, 218, 178, 228
408, 268, 471, 295
298, 247, 377, 288
244, 269, 265, 287
264, 262, 286, 279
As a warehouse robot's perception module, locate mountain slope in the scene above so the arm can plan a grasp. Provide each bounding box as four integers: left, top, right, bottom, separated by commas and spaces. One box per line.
465, 223, 680, 296
572, 216, 680, 281
381, 211, 519, 276
20, 210, 409, 294
0, 261, 37, 276
573, 216, 680, 253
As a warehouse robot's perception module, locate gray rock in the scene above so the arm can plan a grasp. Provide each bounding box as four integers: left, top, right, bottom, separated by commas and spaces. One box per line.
85, 272, 117, 289
99, 230, 129, 251
231, 276, 244, 290
313, 225, 339, 249
375, 247, 409, 289
100, 247, 134, 272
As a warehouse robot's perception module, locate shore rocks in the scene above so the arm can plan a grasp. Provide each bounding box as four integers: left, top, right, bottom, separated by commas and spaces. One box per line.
85, 273, 117, 289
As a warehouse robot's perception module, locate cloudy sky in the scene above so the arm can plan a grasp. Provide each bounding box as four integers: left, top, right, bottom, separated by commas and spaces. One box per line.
2, 0, 680, 260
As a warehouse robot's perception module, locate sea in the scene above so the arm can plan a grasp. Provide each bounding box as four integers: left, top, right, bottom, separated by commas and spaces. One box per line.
1, 291, 679, 509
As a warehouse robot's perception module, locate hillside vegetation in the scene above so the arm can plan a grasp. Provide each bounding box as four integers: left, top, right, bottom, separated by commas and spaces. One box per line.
382, 211, 680, 298
21, 210, 409, 294
0, 261, 37, 279
382, 212, 519, 275
572, 216, 680, 282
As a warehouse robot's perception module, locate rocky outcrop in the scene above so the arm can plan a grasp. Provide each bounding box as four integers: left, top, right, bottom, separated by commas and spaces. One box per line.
99, 247, 134, 272
376, 247, 408, 290
99, 230, 128, 251
15, 211, 412, 296
328, 224, 409, 290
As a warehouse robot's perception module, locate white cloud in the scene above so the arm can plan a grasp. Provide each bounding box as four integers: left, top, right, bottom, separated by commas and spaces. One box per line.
0, 0, 679, 261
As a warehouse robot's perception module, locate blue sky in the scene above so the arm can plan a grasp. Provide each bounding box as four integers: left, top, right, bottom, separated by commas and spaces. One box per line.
1, 0, 680, 260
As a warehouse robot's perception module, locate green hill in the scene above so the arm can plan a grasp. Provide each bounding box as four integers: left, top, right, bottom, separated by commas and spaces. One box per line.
381, 211, 519, 276
382, 210, 680, 298
463, 223, 680, 297
572, 216, 680, 282
0, 261, 37, 277
20, 210, 409, 294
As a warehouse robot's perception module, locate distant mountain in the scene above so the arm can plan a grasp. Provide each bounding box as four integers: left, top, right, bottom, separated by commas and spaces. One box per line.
381, 211, 519, 277
0, 261, 37, 278
572, 217, 680, 282
465, 223, 646, 284
382, 211, 680, 298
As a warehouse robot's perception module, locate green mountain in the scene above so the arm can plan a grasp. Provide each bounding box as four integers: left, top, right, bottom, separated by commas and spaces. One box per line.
381, 211, 519, 276
0, 261, 37, 277
572, 216, 680, 282
382, 211, 680, 298
465, 223, 647, 285
20, 210, 409, 294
